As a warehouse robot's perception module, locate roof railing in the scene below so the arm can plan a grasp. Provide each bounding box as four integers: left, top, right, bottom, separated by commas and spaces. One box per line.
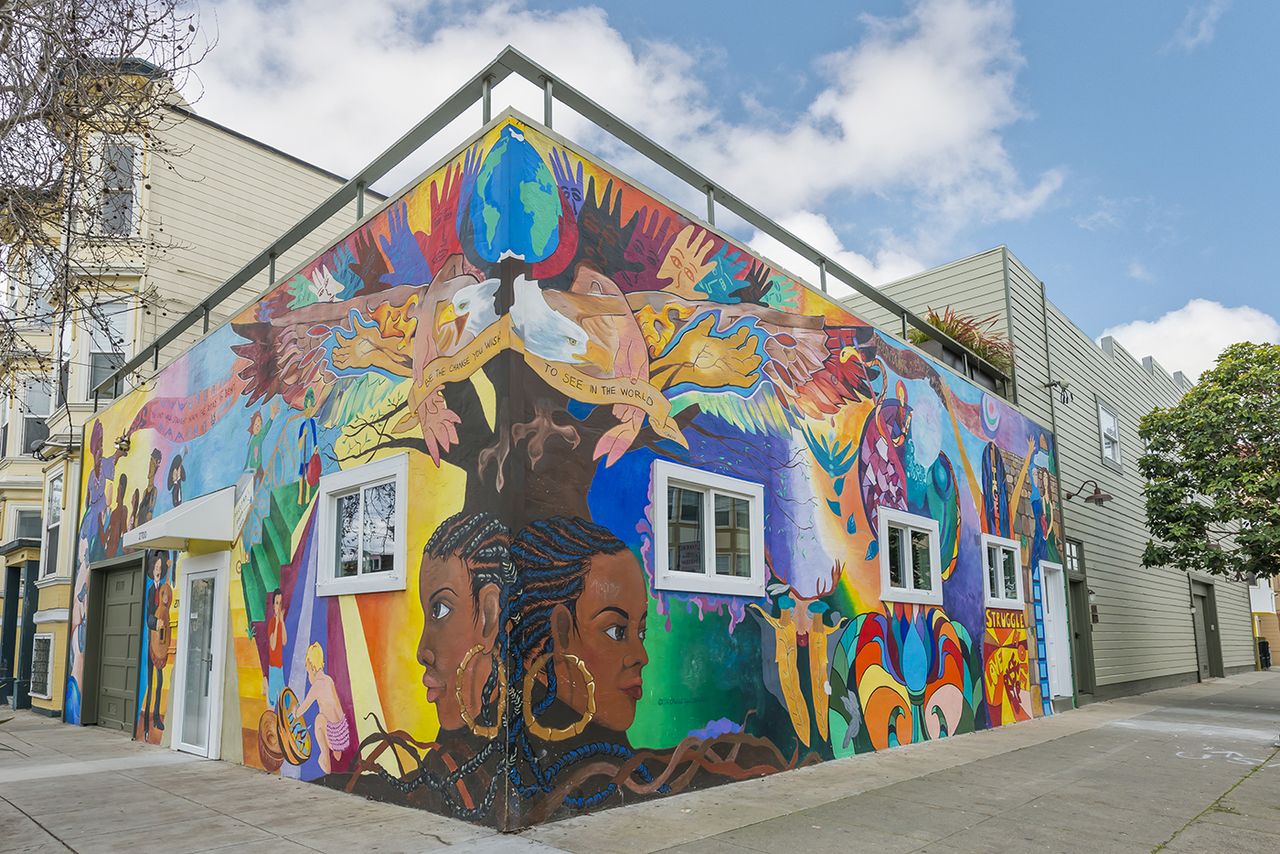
94, 45, 1010, 407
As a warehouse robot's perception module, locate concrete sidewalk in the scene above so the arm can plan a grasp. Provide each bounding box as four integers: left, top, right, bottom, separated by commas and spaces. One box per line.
2, 671, 1278, 853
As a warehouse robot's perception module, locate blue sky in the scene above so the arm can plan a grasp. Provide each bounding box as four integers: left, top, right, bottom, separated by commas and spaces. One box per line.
197, 0, 1278, 377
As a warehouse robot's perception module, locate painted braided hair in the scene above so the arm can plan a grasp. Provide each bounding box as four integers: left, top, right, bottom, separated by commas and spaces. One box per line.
358, 511, 513, 820
505, 516, 660, 809
425, 511, 513, 731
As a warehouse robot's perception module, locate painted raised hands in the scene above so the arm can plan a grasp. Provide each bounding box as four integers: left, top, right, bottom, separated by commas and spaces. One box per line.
378, 201, 432, 286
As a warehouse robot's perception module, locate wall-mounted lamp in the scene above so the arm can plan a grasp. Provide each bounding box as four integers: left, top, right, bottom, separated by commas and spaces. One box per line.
114, 436, 131, 454
1065, 479, 1113, 506
1044, 379, 1074, 405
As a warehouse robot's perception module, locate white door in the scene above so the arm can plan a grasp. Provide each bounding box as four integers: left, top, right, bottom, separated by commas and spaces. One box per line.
1041, 562, 1074, 699
173, 552, 228, 758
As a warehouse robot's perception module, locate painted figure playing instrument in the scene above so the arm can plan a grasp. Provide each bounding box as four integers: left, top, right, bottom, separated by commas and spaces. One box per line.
299, 642, 348, 774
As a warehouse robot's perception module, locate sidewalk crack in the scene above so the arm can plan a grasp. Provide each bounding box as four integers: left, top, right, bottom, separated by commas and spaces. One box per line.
1150, 743, 1280, 853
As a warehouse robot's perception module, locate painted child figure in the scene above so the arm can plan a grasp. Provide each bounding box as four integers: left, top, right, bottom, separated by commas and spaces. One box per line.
298, 643, 348, 774
265, 589, 286, 709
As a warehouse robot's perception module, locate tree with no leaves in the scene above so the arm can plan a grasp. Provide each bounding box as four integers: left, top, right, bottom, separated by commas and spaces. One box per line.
0, 0, 207, 407
1139, 341, 1280, 580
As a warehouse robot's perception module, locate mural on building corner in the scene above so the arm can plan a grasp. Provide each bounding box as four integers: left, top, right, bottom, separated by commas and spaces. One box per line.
67, 116, 1062, 827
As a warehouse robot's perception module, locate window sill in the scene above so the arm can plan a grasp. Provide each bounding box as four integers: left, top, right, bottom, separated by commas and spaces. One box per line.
985, 599, 1025, 611
315, 573, 406, 598
654, 571, 764, 598
882, 589, 943, 607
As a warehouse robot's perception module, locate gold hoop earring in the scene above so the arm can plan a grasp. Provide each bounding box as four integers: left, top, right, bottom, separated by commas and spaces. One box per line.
522, 651, 596, 742
456, 644, 506, 739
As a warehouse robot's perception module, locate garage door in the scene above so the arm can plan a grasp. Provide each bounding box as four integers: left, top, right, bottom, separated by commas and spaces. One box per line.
96, 563, 143, 732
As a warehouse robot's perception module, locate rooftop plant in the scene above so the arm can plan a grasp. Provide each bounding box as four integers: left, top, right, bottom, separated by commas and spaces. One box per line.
907, 306, 1014, 374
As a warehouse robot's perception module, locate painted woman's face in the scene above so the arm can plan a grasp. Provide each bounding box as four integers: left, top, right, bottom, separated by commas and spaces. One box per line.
417, 553, 499, 732
554, 550, 649, 733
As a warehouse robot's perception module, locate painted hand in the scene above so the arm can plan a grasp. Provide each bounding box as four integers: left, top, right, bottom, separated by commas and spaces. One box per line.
651, 312, 763, 391
378, 201, 432, 286
331, 321, 410, 376
592, 404, 645, 467
620, 207, 677, 291
549, 147, 586, 218
657, 224, 716, 298
424, 164, 464, 272
695, 242, 750, 302
329, 244, 362, 299
392, 383, 460, 465
349, 228, 390, 291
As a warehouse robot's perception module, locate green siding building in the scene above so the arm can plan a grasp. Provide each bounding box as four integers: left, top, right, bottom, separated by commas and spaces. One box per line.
846, 246, 1256, 701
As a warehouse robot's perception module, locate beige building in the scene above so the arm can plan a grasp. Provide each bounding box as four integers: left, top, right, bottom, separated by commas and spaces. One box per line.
847, 246, 1257, 701
1, 77, 379, 717
1251, 576, 1279, 666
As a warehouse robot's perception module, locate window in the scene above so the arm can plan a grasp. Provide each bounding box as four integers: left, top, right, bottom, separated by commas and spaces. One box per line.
316, 454, 407, 596
983, 533, 1024, 609
652, 460, 765, 597
41, 473, 62, 578
100, 140, 139, 236
1065, 539, 1085, 575
86, 300, 130, 400
21, 376, 50, 454
878, 508, 943, 606
16, 509, 41, 541
1, 247, 55, 329
1097, 400, 1122, 468
0, 392, 8, 456
30, 634, 53, 699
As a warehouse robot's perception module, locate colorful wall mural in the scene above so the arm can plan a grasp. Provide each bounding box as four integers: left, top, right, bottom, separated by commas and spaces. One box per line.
67, 114, 1063, 829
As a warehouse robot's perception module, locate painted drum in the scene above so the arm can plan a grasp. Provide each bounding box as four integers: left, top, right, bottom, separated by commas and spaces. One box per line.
276, 686, 312, 765
256, 708, 284, 772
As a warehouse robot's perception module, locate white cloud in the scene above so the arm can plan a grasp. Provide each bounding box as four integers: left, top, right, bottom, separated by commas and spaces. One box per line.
1074, 199, 1123, 232
1165, 0, 1231, 53
1126, 260, 1154, 282
194, 0, 1059, 269
1101, 299, 1279, 379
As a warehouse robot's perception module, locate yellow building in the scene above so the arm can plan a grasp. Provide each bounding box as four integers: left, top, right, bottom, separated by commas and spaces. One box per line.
1, 69, 378, 717
1250, 576, 1279, 667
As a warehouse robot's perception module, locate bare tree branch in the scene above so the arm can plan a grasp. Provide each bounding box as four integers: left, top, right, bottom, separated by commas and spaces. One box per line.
0, 0, 211, 412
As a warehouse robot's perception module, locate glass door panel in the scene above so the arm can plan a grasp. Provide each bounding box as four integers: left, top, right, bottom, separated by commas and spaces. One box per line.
180, 576, 215, 753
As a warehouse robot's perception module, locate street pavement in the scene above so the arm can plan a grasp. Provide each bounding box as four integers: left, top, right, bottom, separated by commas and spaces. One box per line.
2, 670, 1277, 853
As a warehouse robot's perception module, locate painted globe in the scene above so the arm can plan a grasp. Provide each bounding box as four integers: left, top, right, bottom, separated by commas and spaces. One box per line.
465, 125, 561, 263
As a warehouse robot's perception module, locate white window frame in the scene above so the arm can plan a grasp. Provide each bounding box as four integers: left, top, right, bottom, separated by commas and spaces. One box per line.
315, 453, 408, 597
0, 390, 9, 457
41, 472, 63, 578
93, 135, 143, 238
877, 507, 943, 606
82, 297, 134, 402
982, 533, 1025, 609
5, 503, 41, 542
29, 633, 54, 699
1097, 399, 1122, 469
652, 459, 765, 597
20, 374, 51, 455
